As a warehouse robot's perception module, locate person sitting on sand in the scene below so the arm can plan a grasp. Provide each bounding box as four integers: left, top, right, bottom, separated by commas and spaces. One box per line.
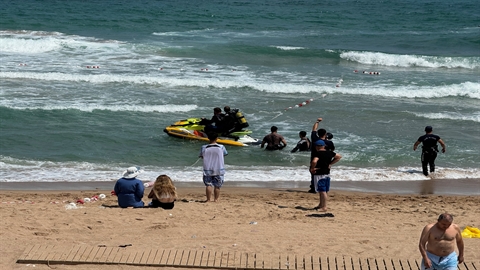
114, 167, 145, 208
147, 175, 177, 209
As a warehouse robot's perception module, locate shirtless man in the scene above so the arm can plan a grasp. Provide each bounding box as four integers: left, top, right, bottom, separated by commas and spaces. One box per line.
419, 213, 464, 270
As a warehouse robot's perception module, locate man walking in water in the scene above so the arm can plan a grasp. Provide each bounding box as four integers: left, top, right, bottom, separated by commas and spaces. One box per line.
419, 213, 464, 270
413, 126, 446, 176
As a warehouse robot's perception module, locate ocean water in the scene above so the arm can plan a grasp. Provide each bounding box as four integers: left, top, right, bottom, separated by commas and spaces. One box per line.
1, 0, 479, 184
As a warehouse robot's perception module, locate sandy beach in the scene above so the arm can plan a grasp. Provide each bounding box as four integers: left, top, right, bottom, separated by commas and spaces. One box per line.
1, 181, 479, 270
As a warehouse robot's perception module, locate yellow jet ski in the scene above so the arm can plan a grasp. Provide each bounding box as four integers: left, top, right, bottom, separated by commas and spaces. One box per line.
164, 118, 261, 147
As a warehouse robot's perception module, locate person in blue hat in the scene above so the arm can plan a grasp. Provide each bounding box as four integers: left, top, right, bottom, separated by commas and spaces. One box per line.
413, 126, 446, 177
309, 140, 342, 212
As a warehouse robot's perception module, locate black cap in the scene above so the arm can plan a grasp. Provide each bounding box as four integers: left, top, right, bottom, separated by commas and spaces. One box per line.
425, 126, 433, 132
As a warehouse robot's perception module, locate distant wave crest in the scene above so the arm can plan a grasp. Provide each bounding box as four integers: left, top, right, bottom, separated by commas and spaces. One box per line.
340, 51, 480, 69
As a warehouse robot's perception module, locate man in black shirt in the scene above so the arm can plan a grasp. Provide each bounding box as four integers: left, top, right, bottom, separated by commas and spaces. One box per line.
310, 140, 342, 211
413, 126, 446, 177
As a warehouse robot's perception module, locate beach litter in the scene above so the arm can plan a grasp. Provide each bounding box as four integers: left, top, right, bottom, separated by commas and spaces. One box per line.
462, 226, 480, 238
249, 221, 257, 225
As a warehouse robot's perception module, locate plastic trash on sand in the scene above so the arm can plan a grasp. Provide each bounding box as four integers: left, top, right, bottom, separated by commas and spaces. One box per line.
461, 226, 480, 238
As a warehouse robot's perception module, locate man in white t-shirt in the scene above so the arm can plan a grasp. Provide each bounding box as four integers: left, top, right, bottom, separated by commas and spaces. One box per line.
199, 132, 228, 202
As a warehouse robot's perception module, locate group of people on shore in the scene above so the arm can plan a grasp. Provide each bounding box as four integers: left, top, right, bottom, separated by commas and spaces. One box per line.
113, 132, 227, 208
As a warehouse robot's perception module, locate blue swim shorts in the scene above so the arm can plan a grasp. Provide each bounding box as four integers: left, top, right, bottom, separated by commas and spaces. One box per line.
203, 175, 224, 188
313, 175, 330, 192
421, 251, 458, 270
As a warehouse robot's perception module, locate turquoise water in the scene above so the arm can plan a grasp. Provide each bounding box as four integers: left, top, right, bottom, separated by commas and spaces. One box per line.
1, 0, 479, 183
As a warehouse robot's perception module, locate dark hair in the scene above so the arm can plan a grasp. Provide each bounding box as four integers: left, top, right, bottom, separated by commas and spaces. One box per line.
207, 132, 218, 141
317, 128, 326, 137
271, 126, 278, 132
299, 131, 307, 137
438, 213, 453, 222
326, 132, 333, 140
214, 107, 222, 113
224, 106, 231, 112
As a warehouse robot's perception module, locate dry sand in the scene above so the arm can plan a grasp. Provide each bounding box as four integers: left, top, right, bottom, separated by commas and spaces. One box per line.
1, 184, 479, 270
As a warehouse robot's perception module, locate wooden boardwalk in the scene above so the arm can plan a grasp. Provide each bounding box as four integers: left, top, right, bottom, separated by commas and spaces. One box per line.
17, 245, 478, 270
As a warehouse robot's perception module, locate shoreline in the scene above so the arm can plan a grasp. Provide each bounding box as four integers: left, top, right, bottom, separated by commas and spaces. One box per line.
0, 178, 480, 196
1, 178, 479, 195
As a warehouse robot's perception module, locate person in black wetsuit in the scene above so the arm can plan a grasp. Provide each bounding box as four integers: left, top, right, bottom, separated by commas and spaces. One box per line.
202, 107, 226, 133
413, 126, 446, 177
291, 131, 311, 152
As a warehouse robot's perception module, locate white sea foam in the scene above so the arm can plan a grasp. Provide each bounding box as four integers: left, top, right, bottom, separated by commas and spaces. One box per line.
340, 51, 480, 69
408, 111, 480, 123
273, 46, 305, 51
0, 102, 197, 113
1, 156, 478, 183
0, 32, 122, 54
2, 71, 478, 101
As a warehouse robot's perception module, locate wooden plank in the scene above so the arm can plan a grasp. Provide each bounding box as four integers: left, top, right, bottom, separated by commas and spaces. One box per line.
34, 245, 51, 261
132, 250, 145, 264
178, 249, 189, 266
43, 245, 60, 262
244, 252, 254, 269
405, 259, 418, 270
103, 247, 117, 263
343, 256, 354, 270
218, 251, 227, 268
63, 245, 82, 262
390, 258, 403, 270
118, 248, 131, 264
29, 245, 49, 261
140, 249, 156, 265
154, 249, 166, 265
167, 249, 178, 265
412, 259, 421, 270
160, 249, 172, 265
111, 248, 125, 263
263, 253, 275, 270
185, 250, 197, 267
279, 254, 290, 270
311, 256, 320, 270
193, 250, 203, 267
173, 249, 184, 265
72, 245, 90, 262
126, 250, 140, 264
92, 246, 108, 262
145, 249, 159, 265
198, 250, 208, 267
458, 262, 467, 270
351, 257, 362, 270
85, 246, 101, 263
17, 245, 37, 262
204, 250, 214, 267
259, 253, 272, 270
